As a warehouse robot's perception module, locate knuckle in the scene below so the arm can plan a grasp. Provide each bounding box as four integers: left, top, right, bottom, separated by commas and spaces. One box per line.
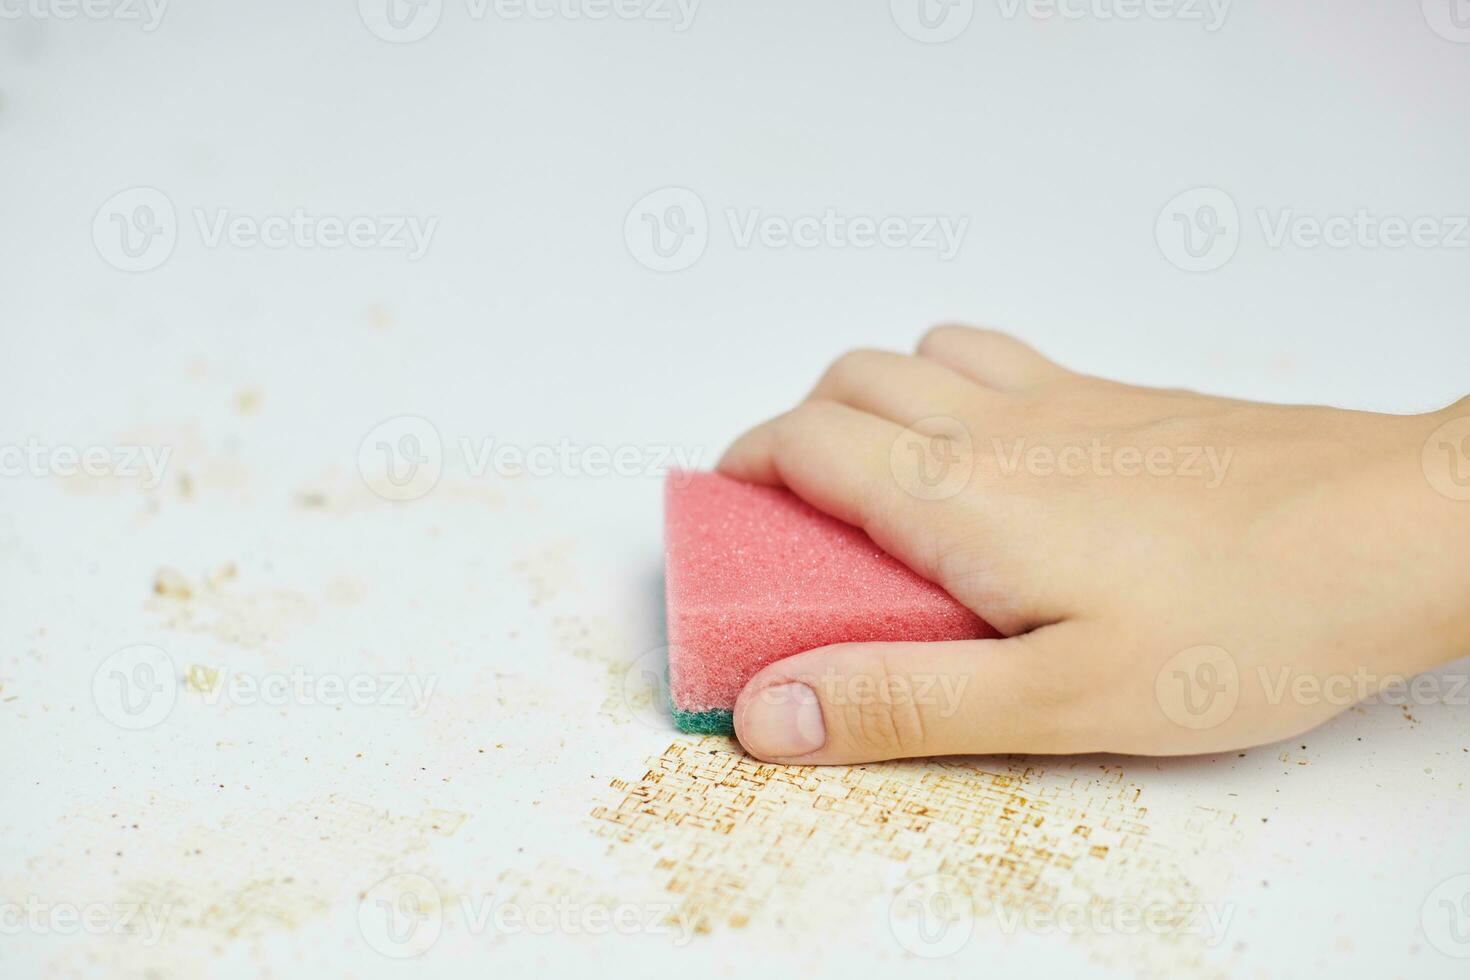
917, 324, 963, 356
821, 348, 885, 388
931, 519, 1004, 593
776, 401, 823, 438
781, 399, 836, 435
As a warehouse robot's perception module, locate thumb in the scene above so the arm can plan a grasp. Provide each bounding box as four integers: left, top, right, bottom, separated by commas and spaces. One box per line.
732, 625, 1092, 764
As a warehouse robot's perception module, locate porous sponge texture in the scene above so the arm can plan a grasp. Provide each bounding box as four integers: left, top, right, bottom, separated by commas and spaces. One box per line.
664, 471, 994, 734
669, 704, 735, 735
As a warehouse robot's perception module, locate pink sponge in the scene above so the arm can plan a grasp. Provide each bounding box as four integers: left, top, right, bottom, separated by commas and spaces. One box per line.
664, 471, 994, 734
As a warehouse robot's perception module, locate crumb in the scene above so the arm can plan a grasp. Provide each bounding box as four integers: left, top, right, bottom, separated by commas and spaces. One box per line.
154, 567, 194, 600
185, 665, 221, 694
235, 389, 264, 415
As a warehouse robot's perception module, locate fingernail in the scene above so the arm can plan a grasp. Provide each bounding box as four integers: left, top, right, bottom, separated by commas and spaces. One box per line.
739, 683, 826, 758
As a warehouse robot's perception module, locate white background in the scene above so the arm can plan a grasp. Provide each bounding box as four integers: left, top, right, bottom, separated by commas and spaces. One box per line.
2, 1, 1469, 978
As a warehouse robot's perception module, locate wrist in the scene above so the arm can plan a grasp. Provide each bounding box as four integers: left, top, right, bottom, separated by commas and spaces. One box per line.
1404, 402, 1470, 660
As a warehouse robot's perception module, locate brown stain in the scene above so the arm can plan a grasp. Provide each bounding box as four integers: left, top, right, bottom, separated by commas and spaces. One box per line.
55, 423, 252, 509
291, 471, 507, 515
581, 738, 1239, 976
4, 795, 467, 975
551, 615, 625, 673
320, 575, 369, 606
234, 389, 264, 416
548, 614, 665, 726
365, 305, 394, 329
184, 664, 221, 694
146, 565, 317, 650
512, 541, 578, 607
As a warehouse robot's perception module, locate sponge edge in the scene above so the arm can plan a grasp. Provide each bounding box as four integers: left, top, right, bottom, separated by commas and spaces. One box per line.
669, 704, 735, 735
664, 471, 995, 735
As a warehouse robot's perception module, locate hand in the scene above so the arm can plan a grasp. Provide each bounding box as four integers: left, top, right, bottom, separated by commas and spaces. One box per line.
718, 325, 1470, 764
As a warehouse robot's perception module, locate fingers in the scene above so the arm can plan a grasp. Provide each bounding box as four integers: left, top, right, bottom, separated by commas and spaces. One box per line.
918, 324, 1072, 392
805, 348, 997, 428
717, 400, 951, 582
733, 623, 1098, 764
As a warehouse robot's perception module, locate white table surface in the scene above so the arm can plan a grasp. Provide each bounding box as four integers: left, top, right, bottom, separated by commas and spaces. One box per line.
3, 2, 1469, 977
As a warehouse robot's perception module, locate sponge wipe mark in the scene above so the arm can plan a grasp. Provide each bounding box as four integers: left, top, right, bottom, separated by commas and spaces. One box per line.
663, 472, 993, 727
